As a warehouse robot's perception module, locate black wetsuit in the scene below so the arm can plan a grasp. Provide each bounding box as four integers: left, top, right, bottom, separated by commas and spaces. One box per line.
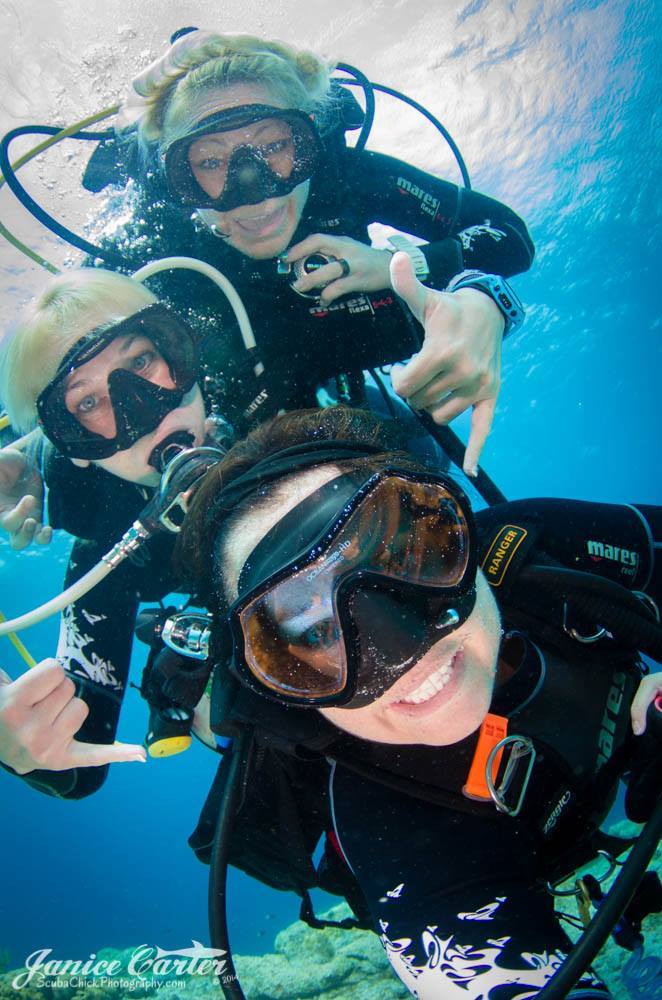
329, 762, 610, 998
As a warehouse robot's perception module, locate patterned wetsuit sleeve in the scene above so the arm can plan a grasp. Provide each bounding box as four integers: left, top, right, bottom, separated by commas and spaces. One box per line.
348, 149, 535, 288
329, 762, 609, 999
3, 539, 141, 799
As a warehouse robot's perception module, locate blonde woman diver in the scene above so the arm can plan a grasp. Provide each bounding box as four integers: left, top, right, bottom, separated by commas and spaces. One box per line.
0, 268, 210, 794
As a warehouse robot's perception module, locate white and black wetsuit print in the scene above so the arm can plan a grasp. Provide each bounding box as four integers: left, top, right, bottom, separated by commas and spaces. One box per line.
457, 221, 505, 252
56, 539, 141, 693
378, 895, 605, 998
58, 603, 122, 691
329, 763, 609, 999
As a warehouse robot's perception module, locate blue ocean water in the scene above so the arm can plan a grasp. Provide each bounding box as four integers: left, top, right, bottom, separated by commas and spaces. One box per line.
0, 0, 660, 979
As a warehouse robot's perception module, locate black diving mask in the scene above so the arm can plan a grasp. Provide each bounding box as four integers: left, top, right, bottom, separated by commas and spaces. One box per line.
163, 104, 323, 211
36, 304, 199, 460
227, 468, 477, 709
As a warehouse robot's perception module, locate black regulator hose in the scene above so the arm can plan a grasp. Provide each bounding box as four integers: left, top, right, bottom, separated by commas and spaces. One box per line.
334, 62, 376, 152
334, 66, 472, 188
537, 796, 662, 999
0, 124, 134, 267
208, 727, 253, 1000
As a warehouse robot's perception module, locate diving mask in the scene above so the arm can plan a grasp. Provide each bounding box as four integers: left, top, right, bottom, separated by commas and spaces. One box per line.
163, 104, 322, 211
36, 304, 199, 460
226, 468, 477, 709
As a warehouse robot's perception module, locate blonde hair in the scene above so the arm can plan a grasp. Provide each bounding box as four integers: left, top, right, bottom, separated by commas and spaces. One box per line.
0, 269, 156, 433
128, 31, 333, 149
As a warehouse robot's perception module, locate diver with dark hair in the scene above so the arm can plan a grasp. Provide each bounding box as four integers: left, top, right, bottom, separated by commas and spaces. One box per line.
170, 405, 661, 1000
0, 28, 533, 550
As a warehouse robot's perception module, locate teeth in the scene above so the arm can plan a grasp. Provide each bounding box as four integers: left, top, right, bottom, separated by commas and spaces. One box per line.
400, 658, 455, 705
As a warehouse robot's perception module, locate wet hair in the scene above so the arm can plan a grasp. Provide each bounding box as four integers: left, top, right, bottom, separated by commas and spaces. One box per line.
131, 31, 334, 151
176, 406, 428, 609
0, 269, 156, 433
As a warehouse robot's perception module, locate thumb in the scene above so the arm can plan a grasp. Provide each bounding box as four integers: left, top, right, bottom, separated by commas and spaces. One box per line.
67, 739, 147, 767
389, 251, 429, 325
0, 667, 13, 685
463, 398, 496, 477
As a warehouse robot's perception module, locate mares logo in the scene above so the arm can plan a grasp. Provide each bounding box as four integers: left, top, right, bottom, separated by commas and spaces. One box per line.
596, 671, 627, 769
481, 525, 528, 587
243, 388, 269, 417
587, 540, 639, 576
396, 177, 440, 218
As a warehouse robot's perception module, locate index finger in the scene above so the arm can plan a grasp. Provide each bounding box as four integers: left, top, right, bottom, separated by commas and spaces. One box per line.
66, 740, 147, 768
286, 233, 337, 261
0, 495, 42, 533
10, 658, 68, 704
463, 397, 497, 477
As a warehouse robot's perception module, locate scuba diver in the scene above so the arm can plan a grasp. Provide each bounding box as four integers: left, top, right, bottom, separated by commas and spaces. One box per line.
0, 267, 222, 793
0, 27, 533, 549
169, 405, 661, 1000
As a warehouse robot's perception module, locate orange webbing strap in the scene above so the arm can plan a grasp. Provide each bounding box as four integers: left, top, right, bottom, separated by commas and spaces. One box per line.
462, 713, 508, 801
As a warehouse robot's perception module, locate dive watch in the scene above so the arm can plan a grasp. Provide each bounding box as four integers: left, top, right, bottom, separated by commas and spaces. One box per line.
446, 270, 525, 336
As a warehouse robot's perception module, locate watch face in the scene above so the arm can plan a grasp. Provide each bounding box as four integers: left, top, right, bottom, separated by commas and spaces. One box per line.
497, 285, 522, 315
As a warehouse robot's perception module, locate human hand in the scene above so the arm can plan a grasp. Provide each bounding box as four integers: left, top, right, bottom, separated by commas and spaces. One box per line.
630, 672, 662, 736
286, 234, 392, 304
0, 660, 146, 774
0, 448, 51, 550
389, 253, 505, 476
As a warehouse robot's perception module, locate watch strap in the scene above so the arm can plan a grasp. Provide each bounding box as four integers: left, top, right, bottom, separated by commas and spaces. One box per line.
446, 270, 525, 335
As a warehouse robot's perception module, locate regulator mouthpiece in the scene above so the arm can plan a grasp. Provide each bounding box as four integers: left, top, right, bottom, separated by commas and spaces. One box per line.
148, 430, 195, 474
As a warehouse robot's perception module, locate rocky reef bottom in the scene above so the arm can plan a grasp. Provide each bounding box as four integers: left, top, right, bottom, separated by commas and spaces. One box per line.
2, 824, 659, 1000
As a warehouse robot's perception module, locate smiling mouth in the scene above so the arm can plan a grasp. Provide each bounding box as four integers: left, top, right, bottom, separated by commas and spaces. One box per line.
400, 658, 455, 704
389, 646, 465, 715
234, 204, 287, 234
